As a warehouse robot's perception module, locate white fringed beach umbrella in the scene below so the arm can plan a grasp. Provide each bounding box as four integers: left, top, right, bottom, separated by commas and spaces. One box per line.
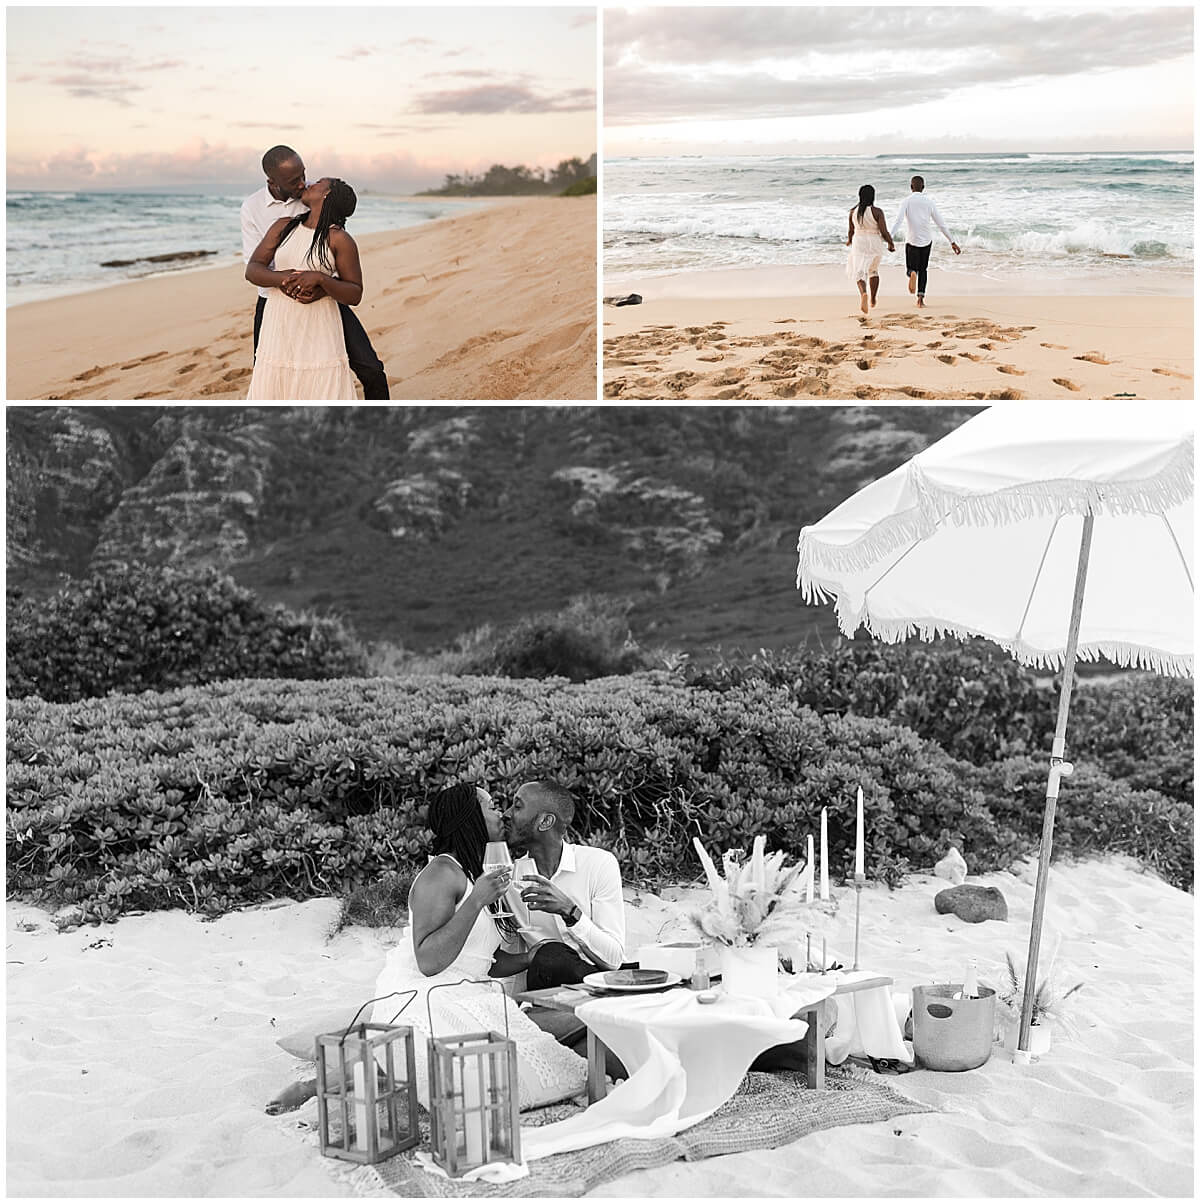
796, 402, 1193, 1060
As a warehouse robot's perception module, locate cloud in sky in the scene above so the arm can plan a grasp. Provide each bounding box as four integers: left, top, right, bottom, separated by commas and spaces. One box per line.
415, 82, 594, 115
8, 6, 596, 190
604, 5, 1193, 149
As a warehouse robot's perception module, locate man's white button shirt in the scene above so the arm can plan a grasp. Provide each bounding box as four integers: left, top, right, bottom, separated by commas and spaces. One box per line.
891, 192, 953, 248
508, 842, 626, 971
241, 185, 307, 299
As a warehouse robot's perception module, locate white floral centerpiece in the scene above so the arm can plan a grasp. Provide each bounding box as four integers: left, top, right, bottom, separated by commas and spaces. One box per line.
993, 947, 1085, 1053
688, 834, 810, 947
687, 834, 811, 997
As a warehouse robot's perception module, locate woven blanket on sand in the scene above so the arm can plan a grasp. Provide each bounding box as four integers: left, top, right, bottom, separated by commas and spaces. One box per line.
329, 1067, 931, 1197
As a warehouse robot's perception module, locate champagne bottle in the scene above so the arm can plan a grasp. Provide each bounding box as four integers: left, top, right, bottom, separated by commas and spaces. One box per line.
963, 958, 979, 1000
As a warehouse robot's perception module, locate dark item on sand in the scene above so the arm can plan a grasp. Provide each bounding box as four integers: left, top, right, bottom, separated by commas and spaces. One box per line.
603, 294, 643, 307
934, 885, 1008, 924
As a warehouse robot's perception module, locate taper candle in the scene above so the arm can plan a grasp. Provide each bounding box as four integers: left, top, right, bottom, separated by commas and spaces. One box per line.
805, 834, 815, 903
819, 808, 830, 900
855, 786, 865, 877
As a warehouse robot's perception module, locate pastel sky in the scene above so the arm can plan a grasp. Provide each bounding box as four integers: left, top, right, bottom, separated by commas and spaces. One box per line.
605, 5, 1194, 155
7, 6, 596, 192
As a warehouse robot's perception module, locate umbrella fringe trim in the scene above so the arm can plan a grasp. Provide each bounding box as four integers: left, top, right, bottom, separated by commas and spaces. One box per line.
856, 612, 1194, 677
796, 438, 1194, 579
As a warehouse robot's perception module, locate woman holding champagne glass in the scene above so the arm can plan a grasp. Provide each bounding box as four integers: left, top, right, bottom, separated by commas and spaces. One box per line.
370, 783, 586, 1108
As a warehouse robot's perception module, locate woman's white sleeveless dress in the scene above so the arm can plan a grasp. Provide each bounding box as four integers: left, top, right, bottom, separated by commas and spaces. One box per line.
846, 208, 886, 283
246, 224, 356, 400
370, 856, 587, 1110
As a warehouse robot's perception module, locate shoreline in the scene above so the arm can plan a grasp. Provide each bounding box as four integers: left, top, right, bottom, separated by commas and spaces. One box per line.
603, 289, 1193, 401
7, 196, 596, 401
7, 198, 503, 311
603, 262, 1194, 300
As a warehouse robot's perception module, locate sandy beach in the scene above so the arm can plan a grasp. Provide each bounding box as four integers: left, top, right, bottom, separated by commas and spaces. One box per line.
602, 269, 1193, 401
7, 856, 1192, 1197
6, 197, 597, 402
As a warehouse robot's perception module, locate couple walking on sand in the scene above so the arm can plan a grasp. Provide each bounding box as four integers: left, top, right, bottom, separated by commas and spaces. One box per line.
240, 144, 389, 400
846, 175, 961, 314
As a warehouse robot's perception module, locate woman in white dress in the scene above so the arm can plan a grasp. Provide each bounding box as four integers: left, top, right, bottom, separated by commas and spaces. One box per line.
371, 784, 587, 1110
245, 177, 361, 399
845, 184, 896, 315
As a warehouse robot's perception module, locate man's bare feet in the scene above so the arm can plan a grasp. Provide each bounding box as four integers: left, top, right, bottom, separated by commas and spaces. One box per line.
916, 297, 926, 308
266, 1077, 318, 1115
909, 272, 917, 294
860, 293, 869, 314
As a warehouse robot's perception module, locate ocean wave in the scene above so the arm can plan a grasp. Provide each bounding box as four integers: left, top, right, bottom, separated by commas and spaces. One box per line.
964, 221, 1185, 259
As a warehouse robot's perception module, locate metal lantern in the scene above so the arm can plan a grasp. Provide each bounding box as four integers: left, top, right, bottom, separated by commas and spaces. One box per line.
426, 979, 522, 1177
315, 999, 419, 1165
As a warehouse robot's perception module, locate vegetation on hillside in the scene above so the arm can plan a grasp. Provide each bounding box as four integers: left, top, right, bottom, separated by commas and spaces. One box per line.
6, 405, 982, 656
419, 158, 595, 197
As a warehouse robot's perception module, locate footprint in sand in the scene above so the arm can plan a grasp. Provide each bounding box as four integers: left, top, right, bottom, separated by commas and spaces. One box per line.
1053, 378, 1082, 392
856, 359, 872, 371
997, 365, 1024, 375
73, 365, 107, 381
176, 363, 198, 375
1152, 367, 1192, 379
773, 318, 796, 324
696, 354, 724, 362
937, 354, 957, 365
1075, 352, 1110, 365
960, 352, 985, 362
978, 342, 994, 351
222, 367, 252, 382
120, 351, 168, 370
1041, 342, 1068, 350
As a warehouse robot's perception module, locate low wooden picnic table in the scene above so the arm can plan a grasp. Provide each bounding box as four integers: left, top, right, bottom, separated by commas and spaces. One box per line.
518, 972, 894, 1102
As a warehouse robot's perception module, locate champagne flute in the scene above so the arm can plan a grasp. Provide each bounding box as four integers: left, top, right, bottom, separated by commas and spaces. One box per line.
482, 841, 514, 920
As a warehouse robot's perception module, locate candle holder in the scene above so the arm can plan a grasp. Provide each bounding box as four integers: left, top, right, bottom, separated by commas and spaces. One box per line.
852, 873, 866, 971
426, 979, 521, 1178
315, 993, 419, 1165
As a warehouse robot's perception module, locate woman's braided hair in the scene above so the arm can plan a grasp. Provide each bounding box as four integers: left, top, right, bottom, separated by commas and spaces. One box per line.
276, 178, 357, 273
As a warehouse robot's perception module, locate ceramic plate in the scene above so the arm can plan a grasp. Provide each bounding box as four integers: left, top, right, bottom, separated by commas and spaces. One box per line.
582, 970, 682, 993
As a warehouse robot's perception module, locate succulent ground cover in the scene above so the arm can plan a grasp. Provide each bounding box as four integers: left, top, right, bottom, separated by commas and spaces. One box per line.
8, 666, 1191, 926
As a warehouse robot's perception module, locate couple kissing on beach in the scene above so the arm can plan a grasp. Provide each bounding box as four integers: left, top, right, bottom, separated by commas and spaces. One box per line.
846, 174, 962, 315
240, 145, 389, 400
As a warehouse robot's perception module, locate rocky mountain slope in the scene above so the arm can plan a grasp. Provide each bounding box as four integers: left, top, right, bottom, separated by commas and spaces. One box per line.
6, 405, 980, 657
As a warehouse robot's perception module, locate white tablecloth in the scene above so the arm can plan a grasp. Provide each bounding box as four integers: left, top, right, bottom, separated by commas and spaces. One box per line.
788, 970, 913, 1064
520, 977, 836, 1161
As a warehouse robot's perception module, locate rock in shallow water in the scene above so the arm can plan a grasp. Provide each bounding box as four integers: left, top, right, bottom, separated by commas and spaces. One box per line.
934, 884, 1008, 923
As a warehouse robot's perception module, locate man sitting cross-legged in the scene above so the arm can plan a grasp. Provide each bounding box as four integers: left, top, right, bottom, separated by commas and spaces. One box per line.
501, 779, 627, 989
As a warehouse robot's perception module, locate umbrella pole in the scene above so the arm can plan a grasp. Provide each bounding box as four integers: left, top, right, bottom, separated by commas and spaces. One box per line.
1016, 511, 1095, 1063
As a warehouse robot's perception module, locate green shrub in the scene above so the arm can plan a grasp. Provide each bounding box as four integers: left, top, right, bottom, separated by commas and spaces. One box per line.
8, 671, 1188, 925
458, 596, 647, 682
6, 565, 366, 703
561, 177, 597, 196
1067, 675, 1194, 806
685, 641, 1193, 799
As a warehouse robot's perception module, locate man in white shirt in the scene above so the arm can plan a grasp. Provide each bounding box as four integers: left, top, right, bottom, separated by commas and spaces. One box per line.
240, 144, 389, 398
889, 175, 961, 308
501, 779, 627, 989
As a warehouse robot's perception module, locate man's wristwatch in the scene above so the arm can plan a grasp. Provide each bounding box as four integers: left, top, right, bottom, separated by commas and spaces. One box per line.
563, 903, 582, 927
